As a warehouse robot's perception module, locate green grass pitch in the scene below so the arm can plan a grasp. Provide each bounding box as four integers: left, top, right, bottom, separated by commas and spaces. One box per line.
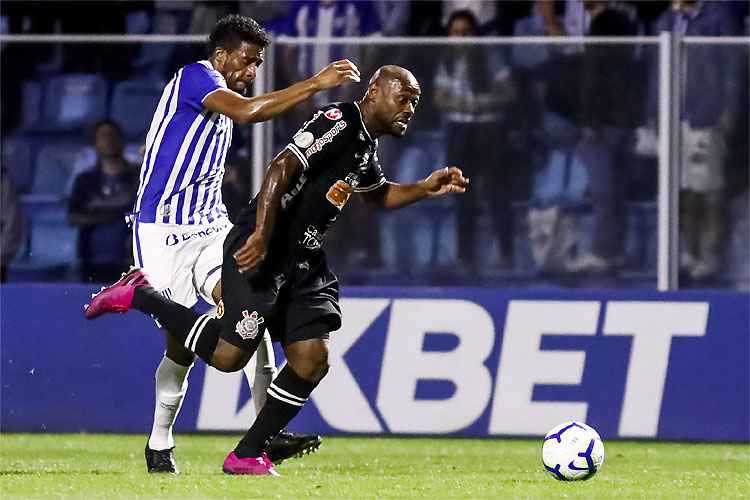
1, 434, 748, 499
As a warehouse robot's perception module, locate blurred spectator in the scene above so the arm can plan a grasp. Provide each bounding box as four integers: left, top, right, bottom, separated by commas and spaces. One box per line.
538, 0, 638, 37
188, 1, 236, 34
442, 1, 497, 32
434, 10, 518, 271
568, 3, 638, 274
532, 1, 639, 274
407, 0, 443, 36
238, 1, 294, 27
1, 168, 25, 282
375, 0, 410, 36
68, 120, 139, 283
274, 0, 382, 107
649, 0, 743, 280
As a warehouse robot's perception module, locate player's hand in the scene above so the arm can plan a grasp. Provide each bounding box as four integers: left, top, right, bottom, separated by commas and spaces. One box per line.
312, 59, 361, 91
423, 167, 469, 197
233, 231, 268, 274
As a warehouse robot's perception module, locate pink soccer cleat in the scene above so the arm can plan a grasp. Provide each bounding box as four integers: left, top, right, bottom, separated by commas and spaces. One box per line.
84, 268, 150, 320
222, 451, 280, 476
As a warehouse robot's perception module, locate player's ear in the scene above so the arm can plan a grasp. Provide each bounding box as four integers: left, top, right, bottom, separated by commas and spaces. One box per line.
213, 47, 228, 69
366, 84, 378, 102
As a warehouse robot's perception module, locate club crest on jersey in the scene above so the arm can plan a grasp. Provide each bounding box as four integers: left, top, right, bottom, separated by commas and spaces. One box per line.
293, 131, 314, 149
324, 108, 343, 121
326, 180, 353, 209
216, 300, 225, 319
235, 310, 264, 340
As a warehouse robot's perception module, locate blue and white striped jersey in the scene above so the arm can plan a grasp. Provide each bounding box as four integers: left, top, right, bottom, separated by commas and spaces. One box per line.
134, 60, 233, 225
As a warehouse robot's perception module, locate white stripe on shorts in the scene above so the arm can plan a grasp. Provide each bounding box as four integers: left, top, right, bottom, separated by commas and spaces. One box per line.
184, 314, 210, 351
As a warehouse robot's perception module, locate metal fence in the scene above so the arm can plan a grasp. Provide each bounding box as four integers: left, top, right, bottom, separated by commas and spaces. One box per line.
1, 34, 747, 289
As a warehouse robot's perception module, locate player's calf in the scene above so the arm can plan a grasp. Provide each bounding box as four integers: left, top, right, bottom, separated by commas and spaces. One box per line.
231, 333, 330, 463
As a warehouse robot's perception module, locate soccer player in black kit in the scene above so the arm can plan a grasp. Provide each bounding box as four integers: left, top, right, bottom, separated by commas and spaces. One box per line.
86, 65, 469, 475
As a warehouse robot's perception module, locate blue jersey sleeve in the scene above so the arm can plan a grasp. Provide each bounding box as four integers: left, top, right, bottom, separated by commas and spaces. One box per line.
179, 62, 227, 111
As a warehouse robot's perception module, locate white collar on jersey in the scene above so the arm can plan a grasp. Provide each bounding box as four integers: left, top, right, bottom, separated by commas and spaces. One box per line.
198, 60, 228, 86
354, 101, 375, 144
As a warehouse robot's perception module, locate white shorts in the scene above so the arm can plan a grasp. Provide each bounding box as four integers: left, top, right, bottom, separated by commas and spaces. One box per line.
681, 122, 726, 194
132, 217, 232, 308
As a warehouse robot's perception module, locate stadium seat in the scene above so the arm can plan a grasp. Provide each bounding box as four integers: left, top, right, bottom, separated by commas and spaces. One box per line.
43, 74, 107, 131
110, 79, 164, 139
31, 142, 89, 198
2, 136, 35, 194
8, 200, 77, 282
131, 43, 174, 81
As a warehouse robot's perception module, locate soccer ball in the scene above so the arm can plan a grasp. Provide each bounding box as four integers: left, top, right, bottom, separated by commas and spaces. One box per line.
542, 421, 605, 481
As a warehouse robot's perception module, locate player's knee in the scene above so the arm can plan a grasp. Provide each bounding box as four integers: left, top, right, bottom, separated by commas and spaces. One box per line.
291, 339, 329, 382
211, 355, 246, 373
210, 342, 249, 373
310, 347, 330, 380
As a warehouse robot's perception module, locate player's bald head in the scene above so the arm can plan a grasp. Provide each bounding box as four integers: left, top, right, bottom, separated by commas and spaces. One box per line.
359, 65, 421, 138
366, 65, 420, 98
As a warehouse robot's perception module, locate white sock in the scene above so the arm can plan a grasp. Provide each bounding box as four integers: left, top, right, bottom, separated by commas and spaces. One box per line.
244, 332, 277, 415
148, 356, 192, 450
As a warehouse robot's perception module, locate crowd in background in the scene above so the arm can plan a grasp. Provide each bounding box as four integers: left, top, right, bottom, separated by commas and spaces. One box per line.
1, 0, 748, 289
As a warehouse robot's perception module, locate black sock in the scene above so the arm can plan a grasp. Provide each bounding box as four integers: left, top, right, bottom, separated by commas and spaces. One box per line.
132, 287, 220, 364
234, 364, 318, 458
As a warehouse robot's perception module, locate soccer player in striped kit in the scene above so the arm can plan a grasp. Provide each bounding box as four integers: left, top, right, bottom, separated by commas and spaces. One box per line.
130, 14, 360, 473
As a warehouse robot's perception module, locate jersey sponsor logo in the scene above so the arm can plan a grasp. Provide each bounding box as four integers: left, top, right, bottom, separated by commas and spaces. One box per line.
324, 108, 343, 121
235, 310, 264, 340
326, 180, 353, 210
305, 121, 347, 159
300, 225, 323, 250
293, 131, 315, 149
281, 173, 307, 209
164, 223, 229, 246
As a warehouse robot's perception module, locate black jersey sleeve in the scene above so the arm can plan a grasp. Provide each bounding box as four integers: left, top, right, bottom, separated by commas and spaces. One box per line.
285, 103, 356, 173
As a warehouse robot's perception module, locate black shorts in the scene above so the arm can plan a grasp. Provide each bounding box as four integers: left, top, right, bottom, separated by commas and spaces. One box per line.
218, 225, 342, 351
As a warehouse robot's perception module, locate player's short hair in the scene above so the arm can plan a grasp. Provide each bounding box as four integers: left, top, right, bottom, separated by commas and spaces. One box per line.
208, 14, 270, 55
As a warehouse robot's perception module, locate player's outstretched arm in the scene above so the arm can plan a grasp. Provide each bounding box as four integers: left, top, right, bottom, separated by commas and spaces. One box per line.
361, 166, 469, 211
233, 150, 303, 273
204, 60, 360, 125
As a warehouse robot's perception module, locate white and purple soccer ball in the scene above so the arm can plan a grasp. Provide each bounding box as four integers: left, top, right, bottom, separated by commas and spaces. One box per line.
542, 421, 605, 481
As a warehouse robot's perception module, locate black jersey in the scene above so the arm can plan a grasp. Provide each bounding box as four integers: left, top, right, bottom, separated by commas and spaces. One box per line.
235, 102, 386, 267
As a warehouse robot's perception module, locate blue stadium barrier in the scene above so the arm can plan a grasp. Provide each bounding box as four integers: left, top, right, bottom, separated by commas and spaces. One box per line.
1, 284, 747, 442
